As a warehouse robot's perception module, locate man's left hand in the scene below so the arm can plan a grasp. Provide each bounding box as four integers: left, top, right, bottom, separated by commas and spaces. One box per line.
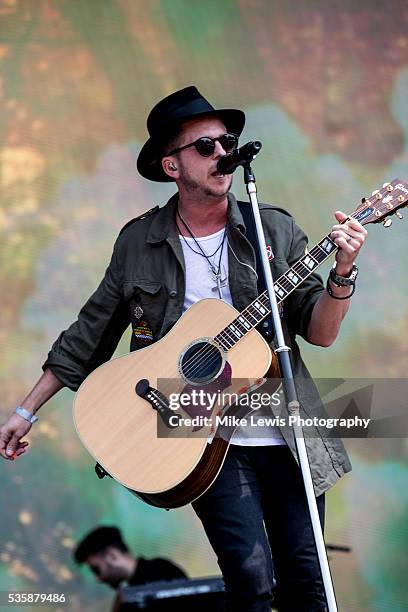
329, 210, 367, 275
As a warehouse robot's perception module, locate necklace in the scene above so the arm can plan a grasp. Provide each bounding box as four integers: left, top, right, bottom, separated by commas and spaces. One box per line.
177, 208, 228, 298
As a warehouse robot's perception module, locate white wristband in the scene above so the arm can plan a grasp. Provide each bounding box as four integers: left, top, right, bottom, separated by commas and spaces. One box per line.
15, 406, 38, 424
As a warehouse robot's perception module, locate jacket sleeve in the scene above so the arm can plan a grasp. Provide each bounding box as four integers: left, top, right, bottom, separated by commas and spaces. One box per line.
284, 218, 325, 341
42, 239, 130, 391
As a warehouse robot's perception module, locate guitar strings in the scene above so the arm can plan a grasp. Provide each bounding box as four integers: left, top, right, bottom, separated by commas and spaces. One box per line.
181, 295, 273, 378
179, 293, 272, 377
180, 303, 266, 381
179, 290, 275, 380
182, 345, 221, 380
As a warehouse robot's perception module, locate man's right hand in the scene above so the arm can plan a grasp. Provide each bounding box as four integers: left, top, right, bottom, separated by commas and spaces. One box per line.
0, 413, 31, 460
0, 369, 65, 461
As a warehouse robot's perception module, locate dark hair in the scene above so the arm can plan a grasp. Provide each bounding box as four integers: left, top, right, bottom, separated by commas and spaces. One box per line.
73, 526, 129, 564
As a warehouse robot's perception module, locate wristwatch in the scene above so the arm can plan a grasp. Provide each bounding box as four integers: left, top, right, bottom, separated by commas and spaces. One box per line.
329, 263, 359, 287
326, 263, 358, 300
15, 406, 38, 424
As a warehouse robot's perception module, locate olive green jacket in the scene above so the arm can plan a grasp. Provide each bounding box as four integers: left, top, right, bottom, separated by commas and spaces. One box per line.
43, 192, 351, 495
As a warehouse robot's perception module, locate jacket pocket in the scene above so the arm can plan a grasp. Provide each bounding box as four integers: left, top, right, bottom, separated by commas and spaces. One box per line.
123, 279, 162, 300
123, 280, 167, 347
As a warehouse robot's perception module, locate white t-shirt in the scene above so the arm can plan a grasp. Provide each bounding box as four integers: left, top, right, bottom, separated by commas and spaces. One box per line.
179, 228, 286, 446
180, 228, 233, 310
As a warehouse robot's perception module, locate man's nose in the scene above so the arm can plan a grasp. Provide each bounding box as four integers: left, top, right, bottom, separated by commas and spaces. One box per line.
214, 140, 227, 158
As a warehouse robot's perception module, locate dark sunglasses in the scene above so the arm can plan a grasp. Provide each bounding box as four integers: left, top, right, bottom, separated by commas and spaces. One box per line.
167, 133, 238, 157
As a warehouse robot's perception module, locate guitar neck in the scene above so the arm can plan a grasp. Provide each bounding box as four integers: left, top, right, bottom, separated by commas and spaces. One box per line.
214, 233, 338, 350
214, 176, 408, 350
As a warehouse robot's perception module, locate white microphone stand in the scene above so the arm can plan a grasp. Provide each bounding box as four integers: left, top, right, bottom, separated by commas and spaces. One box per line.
243, 161, 337, 612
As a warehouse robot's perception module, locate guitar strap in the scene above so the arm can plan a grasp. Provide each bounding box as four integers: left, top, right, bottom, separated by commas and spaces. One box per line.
237, 200, 275, 341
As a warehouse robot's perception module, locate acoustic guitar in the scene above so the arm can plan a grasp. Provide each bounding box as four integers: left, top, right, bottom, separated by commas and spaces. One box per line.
74, 179, 407, 508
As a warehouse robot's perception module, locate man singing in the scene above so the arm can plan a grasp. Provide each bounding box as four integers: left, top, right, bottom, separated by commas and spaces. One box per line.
0, 86, 366, 611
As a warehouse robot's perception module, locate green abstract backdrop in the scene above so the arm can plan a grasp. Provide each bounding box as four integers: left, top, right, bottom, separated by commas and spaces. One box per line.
0, 1, 407, 611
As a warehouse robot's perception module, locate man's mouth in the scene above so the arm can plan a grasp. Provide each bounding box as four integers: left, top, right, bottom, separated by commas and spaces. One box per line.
211, 170, 226, 177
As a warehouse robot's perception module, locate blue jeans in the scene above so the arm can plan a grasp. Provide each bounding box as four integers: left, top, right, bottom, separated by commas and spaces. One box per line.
192, 445, 327, 611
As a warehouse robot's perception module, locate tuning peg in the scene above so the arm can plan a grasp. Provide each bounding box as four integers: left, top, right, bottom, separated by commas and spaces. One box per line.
382, 182, 390, 188
396, 211, 403, 219
383, 219, 392, 227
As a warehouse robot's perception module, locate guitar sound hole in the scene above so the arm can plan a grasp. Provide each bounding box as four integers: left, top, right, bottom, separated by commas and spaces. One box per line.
179, 341, 223, 385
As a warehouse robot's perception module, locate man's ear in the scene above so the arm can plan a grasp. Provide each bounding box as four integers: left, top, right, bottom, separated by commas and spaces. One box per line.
162, 157, 179, 179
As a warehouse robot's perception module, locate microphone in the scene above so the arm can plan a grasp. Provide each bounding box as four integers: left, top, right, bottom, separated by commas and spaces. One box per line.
217, 141, 262, 174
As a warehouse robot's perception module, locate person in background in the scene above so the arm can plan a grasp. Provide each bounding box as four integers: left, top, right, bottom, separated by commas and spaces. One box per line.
73, 526, 187, 589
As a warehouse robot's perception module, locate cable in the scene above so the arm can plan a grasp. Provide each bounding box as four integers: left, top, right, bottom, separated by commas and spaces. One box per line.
227, 237, 258, 281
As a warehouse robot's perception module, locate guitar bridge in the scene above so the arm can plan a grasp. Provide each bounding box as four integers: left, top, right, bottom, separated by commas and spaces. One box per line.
135, 379, 180, 429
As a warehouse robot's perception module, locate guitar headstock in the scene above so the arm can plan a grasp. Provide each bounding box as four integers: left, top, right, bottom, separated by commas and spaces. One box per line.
351, 179, 408, 227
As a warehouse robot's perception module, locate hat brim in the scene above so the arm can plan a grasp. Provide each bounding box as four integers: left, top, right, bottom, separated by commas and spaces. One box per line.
137, 108, 246, 182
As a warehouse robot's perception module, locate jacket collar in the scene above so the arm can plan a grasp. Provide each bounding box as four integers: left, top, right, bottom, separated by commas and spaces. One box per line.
146, 192, 246, 244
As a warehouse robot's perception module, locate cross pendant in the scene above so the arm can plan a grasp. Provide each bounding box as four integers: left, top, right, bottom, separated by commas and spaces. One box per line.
211, 264, 228, 298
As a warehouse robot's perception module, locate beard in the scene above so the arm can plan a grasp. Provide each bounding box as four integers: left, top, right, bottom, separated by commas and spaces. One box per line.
178, 165, 232, 199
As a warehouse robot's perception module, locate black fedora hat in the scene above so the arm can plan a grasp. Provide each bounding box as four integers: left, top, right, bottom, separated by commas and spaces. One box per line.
137, 86, 245, 182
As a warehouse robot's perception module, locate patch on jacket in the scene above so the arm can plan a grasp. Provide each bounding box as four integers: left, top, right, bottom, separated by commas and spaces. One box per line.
133, 305, 144, 319
133, 320, 154, 344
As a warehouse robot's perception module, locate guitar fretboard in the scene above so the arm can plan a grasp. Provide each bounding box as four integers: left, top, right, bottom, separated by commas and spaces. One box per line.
214, 234, 338, 350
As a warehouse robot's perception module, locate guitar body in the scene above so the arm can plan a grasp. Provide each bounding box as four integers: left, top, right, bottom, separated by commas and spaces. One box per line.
74, 298, 273, 508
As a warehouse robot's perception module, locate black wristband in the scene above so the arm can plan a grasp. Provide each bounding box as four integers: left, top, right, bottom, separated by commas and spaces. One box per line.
326, 277, 355, 300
